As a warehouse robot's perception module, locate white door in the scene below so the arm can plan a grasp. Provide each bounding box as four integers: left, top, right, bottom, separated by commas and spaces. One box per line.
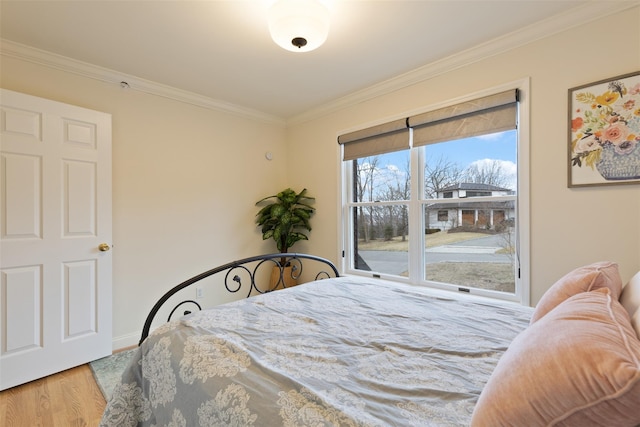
0, 89, 112, 390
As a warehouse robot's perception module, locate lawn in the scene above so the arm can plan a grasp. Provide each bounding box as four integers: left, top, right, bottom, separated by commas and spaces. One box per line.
425, 262, 515, 293
358, 231, 516, 293
358, 231, 487, 251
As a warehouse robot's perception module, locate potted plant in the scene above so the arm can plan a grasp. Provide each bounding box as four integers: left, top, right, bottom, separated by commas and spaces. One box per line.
255, 187, 315, 253
255, 188, 315, 287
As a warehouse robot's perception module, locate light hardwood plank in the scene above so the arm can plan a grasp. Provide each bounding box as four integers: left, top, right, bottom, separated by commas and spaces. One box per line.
0, 364, 106, 427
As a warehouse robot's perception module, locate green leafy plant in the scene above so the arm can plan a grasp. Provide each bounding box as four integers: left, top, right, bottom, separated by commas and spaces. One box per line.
255, 188, 315, 253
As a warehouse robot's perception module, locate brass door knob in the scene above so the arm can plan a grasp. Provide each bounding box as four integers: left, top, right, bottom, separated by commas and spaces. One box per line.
98, 243, 111, 252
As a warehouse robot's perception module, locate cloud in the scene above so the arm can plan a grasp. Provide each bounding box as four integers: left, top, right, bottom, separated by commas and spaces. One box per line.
468, 158, 517, 190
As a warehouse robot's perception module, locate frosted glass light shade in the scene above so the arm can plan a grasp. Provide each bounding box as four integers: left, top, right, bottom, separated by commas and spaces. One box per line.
268, 0, 330, 52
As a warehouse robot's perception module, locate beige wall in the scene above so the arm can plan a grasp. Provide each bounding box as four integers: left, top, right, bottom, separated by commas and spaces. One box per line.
287, 7, 640, 305
1, 6, 639, 347
1, 56, 289, 346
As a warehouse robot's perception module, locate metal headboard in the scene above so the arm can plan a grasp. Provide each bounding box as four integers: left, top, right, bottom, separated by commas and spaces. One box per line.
139, 253, 339, 345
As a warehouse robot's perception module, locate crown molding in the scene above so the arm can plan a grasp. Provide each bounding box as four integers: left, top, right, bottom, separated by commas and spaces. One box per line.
0, 39, 286, 126
288, 0, 640, 125
1, 1, 637, 127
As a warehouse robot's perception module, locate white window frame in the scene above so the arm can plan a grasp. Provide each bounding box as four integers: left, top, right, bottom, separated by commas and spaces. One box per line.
337, 79, 530, 305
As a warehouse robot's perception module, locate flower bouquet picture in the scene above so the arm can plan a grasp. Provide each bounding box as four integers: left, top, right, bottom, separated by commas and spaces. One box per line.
569, 71, 640, 187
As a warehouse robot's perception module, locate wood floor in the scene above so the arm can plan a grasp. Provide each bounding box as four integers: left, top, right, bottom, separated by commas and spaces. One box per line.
0, 364, 106, 427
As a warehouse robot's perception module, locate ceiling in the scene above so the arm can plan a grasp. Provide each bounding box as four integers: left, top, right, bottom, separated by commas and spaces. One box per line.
1, 1, 636, 122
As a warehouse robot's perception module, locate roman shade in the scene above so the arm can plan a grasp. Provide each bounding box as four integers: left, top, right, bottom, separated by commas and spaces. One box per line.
409, 89, 518, 147
338, 118, 409, 161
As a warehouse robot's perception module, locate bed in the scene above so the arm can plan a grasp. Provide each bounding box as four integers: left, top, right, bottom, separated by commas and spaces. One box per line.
100, 254, 640, 427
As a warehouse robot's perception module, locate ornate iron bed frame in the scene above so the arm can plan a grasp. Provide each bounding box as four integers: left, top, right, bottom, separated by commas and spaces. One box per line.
139, 253, 339, 345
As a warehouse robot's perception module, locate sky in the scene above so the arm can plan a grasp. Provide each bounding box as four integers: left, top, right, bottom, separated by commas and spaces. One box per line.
426, 130, 516, 166
378, 130, 518, 191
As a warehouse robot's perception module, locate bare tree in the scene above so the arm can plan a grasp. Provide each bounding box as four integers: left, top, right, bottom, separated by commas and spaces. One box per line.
377, 159, 410, 241
464, 159, 511, 188
354, 157, 379, 242
424, 155, 464, 199
397, 159, 410, 241
355, 156, 378, 202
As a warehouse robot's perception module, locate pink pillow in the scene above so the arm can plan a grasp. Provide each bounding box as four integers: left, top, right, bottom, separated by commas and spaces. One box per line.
620, 271, 640, 339
530, 261, 621, 323
471, 288, 640, 426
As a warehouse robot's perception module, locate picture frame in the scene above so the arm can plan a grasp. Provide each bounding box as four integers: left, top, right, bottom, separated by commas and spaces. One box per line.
568, 71, 640, 187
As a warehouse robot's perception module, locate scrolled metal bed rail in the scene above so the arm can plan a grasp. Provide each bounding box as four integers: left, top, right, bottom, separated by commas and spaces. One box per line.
139, 253, 339, 345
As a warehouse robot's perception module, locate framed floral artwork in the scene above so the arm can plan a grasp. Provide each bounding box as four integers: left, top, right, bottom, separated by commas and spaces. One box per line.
568, 71, 640, 187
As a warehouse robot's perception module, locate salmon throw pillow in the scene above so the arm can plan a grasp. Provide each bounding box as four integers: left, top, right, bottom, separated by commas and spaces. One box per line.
471, 288, 640, 427
530, 261, 622, 324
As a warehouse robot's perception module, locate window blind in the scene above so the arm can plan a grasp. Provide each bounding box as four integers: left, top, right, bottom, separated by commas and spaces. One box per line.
337, 118, 409, 161
408, 89, 518, 147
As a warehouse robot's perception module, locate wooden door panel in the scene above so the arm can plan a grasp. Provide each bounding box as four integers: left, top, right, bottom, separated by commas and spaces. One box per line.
1, 153, 42, 239
64, 160, 97, 236
64, 260, 97, 338
0, 89, 112, 390
2, 266, 42, 353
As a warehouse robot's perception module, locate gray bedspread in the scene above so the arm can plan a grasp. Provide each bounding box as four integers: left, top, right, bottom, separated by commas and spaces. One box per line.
100, 276, 532, 426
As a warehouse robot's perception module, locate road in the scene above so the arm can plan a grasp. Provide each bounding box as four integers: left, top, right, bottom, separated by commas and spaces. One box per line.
359, 234, 513, 275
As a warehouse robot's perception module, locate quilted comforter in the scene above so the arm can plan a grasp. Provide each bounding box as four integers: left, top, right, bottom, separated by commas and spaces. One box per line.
100, 276, 532, 426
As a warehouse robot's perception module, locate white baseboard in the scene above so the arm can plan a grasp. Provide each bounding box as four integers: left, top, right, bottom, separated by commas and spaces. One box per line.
112, 332, 140, 351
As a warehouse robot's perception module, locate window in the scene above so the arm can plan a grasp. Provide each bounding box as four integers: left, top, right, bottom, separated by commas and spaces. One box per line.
340, 84, 529, 304
467, 191, 492, 197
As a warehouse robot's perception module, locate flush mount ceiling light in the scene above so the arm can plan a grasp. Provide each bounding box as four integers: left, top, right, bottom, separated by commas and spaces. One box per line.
268, 0, 331, 52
